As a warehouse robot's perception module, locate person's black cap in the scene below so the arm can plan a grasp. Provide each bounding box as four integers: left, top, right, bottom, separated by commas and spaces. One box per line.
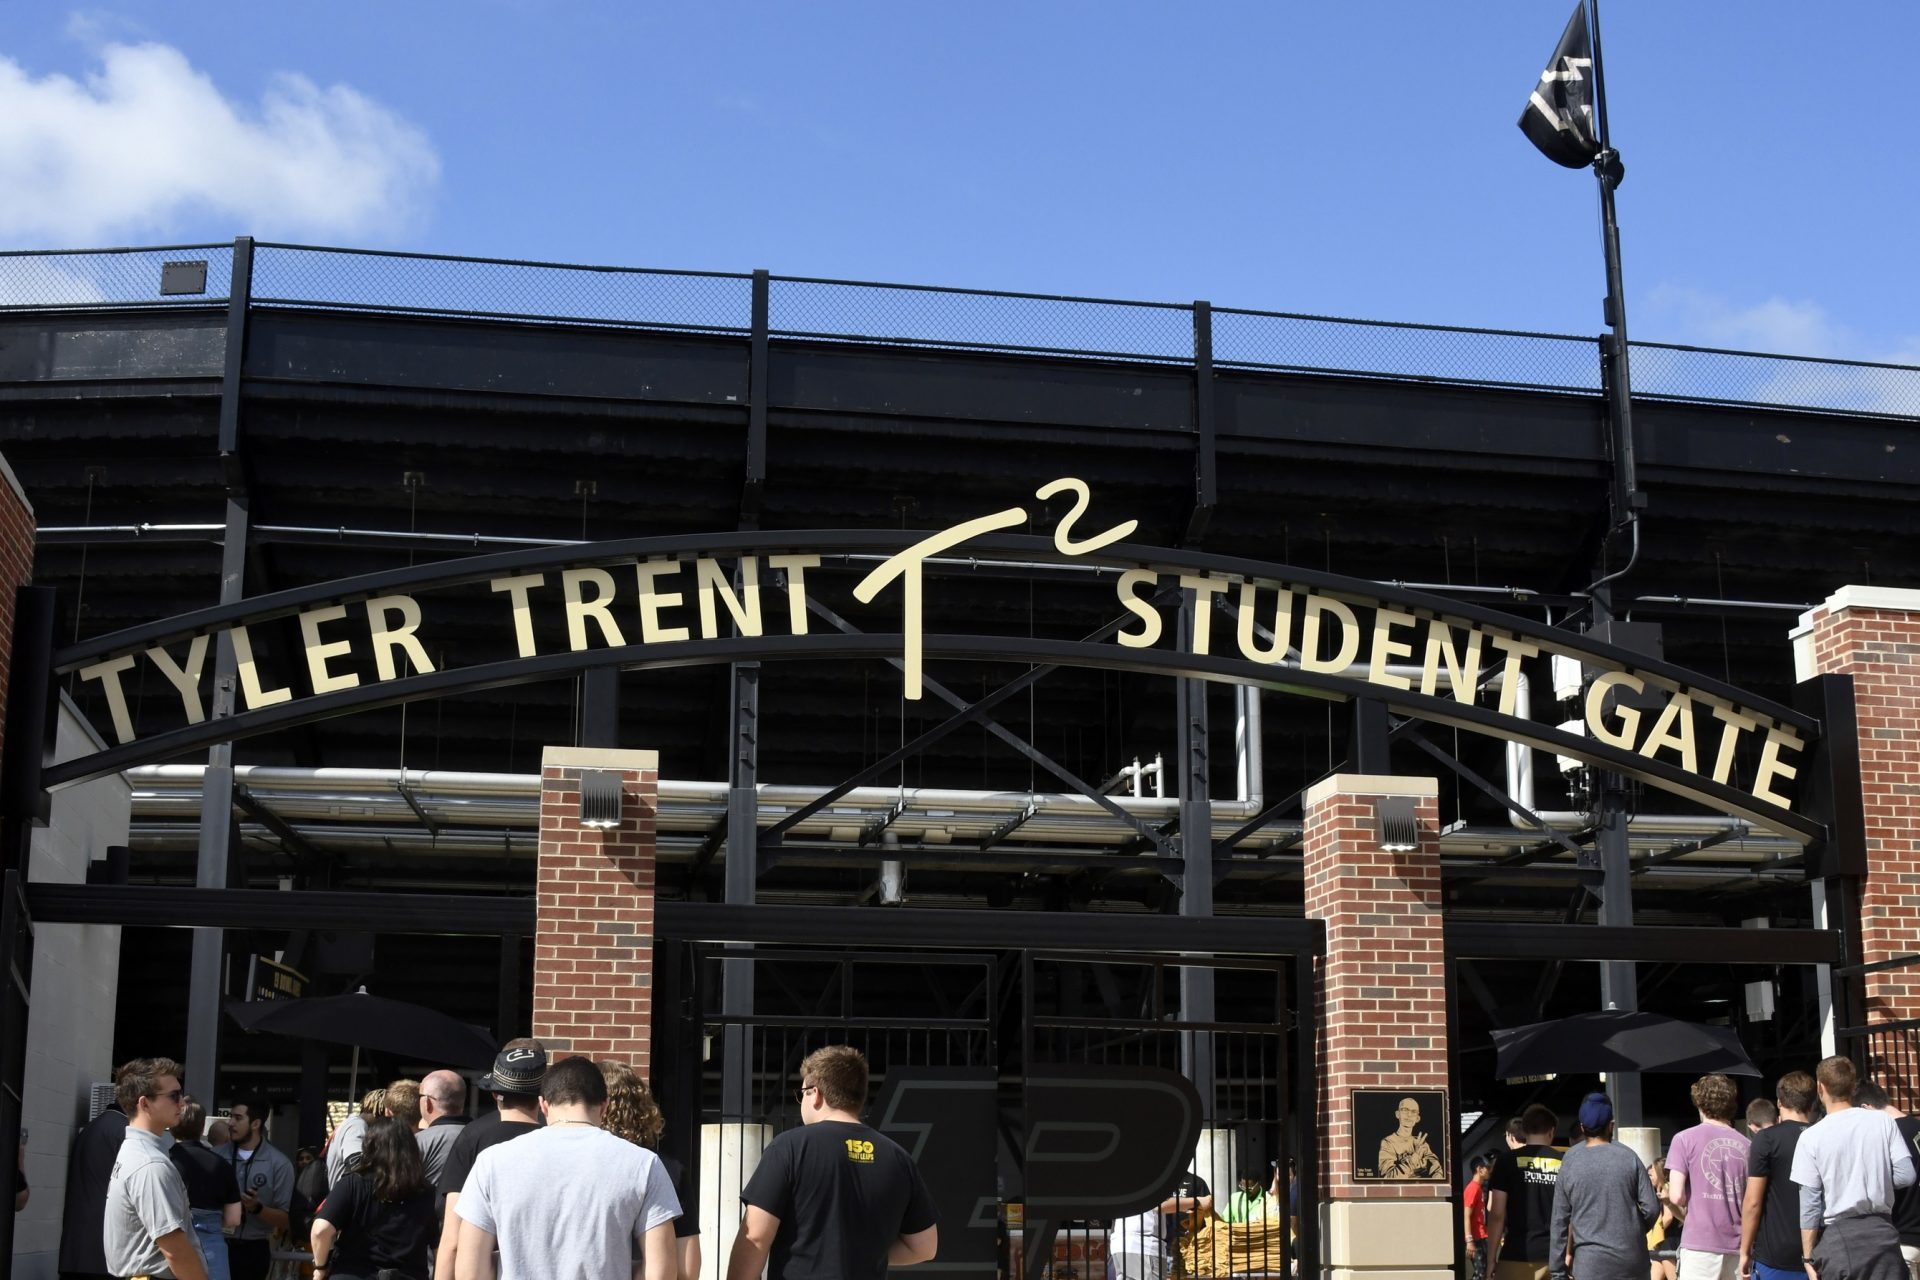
479, 1043, 547, 1093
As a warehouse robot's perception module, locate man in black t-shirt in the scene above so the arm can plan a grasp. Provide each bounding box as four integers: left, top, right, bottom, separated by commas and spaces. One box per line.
1485, 1104, 1563, 1280
1854, 1079, 1920, 1280
433, 1039, 547, 1280
58, 1098, 126, 1280
728, 1045, 938, 1280
1739, 1070, 1813, 1280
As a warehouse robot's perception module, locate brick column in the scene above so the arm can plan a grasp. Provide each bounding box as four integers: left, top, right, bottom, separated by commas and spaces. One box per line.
0, 454, 35, 768
534, 746, 658, 1068
1795, 587, 1920, 1030
1304, 774, 1451, 1280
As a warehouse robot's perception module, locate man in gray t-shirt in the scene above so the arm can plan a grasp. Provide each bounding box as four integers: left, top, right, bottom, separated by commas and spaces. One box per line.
453, 1057, 679, 1280
104, 1057, 207, 1280
1549, 1093, 1658, 1280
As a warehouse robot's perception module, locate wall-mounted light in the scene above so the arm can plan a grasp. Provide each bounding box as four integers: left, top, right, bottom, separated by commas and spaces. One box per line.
579, 770, 623, 829
1374, 796, 1419, 852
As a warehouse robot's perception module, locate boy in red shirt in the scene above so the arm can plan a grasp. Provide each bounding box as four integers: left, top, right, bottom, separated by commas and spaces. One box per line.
1466, 1155, 1493, 1280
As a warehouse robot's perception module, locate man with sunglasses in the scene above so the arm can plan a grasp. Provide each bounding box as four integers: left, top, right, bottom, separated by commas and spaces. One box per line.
104, 1057, 208, 1280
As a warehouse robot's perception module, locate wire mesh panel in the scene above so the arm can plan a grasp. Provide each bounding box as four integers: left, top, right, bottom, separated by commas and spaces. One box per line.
771, 277, 1196, 363
1629, 341, 1920, 418
0, 245, 234, 310
1215, 306, 1603, 394
251, 244, 754, 332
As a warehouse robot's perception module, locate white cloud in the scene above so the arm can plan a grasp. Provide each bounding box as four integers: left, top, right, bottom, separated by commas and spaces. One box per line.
1642, 284, 1918, 364
1639, 285, 1920, 416
0, 41, 439, 245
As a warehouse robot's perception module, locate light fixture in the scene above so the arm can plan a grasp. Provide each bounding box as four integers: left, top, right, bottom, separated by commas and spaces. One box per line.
1374, 796, 1419, 852
578, 770, 623, 829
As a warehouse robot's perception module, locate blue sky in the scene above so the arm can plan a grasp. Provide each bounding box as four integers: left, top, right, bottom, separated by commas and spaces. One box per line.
3, 2, 1915, 361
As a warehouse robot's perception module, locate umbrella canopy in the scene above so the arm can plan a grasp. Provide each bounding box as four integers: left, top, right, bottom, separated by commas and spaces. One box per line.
225, 990, 497, 1070
1491, 1010, 1760, 1080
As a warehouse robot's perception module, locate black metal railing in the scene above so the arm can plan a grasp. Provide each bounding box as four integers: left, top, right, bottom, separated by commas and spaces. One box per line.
4, 239, 1917, 419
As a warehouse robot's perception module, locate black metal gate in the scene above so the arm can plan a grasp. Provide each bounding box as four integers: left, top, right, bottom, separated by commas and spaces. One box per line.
651, 916, 1316, 1280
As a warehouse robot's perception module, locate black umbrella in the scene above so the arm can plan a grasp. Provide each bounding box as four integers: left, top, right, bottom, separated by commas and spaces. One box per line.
225, 988, 497, 1082
1491, 1010, 1760, 1080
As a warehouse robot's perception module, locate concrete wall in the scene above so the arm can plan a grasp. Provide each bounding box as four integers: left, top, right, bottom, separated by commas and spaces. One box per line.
11, 694, 130, 1280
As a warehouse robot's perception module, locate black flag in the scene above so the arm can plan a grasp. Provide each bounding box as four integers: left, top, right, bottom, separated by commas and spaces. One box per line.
1519, 3, 1600, 168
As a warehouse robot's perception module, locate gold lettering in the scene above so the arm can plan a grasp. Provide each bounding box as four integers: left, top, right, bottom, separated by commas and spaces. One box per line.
490, 573, 545, 658
695, 556, 763, 639
365, 595, 435, 681
1116, 568, 1163, 648
1299, 594, 1360, 674
298, 604, 360, 695
1753, 724, 1804, 809
633, 559, 690, 644
1636, 692, 1699, 774
768, 554, 821, 635
231, 625, 293, 709
1368, 608, 1417, 690
1420, 621, 1484, 704
1036, 477, 1138, 556
146, 635, 210, 725
78, 654, 137, 744
1705, 698, 1761, 786
1584, 670, 1646, 749
1235, 580, 1293, 665
1177, 574, 1231, 655
854, 507, 1029, 699
1488, 635, 1541, 714
561, 567, 627, 650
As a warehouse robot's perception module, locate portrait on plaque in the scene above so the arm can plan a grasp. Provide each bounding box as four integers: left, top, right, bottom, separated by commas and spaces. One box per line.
1351, 1088, 1448, 1182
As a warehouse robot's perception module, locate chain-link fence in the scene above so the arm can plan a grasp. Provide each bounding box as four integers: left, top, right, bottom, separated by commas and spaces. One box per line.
252, 244, 754, 333
771, 276, 1194, 362
3, 241, 1916, 419
0, 244, 234, 309
1215, 307, 1603, 392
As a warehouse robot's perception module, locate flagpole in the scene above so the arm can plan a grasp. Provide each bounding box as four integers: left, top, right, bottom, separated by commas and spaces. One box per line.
1585, 0, 1641, 538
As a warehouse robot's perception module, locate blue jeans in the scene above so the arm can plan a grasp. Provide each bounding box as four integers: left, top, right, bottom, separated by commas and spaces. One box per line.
1754, 1261, 1803, 1280
192, 1207, 233, 1280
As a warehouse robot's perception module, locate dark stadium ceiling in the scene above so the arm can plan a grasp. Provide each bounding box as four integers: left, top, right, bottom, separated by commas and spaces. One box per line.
4, 301, 1917, 925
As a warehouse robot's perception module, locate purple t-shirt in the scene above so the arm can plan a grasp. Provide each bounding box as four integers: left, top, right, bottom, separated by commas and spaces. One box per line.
1670, 1122, 1751, 1254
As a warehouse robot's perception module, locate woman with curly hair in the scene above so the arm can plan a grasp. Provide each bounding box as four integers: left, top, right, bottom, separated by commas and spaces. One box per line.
599, 1060, 699, 1280
311, 1115, 435, 1280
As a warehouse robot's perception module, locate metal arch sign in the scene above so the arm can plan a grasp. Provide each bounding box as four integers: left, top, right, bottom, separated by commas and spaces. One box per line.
48, 477, 1824, 840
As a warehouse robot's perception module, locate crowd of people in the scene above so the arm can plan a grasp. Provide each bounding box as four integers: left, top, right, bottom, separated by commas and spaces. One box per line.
1464, 1056, 1920, 1280
53, 1040, 937, 1280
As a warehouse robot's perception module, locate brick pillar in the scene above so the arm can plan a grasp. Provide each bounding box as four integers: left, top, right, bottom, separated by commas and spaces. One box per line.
534, 746, 658, 1068
0, 454, 35, 768
1795, 587, 1920, 1031
1304, 774, 1451, 1280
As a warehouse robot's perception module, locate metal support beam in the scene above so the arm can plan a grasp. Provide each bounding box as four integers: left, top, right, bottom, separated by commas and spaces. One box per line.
1175, 598, 1216, 1099
721, 658, 758, 1119
1185, 301, 1216, 546
741, 269, 769, 524
187, 241, 253, 1106
1, 587, 56, 874
1350, 697, 1391, 774
761, 588, 1179, 860
580, 666, 619, 747
800, 591, 1174, 856
232, 787, 329, 878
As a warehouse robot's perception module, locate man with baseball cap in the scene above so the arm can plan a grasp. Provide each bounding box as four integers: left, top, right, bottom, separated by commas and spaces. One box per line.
435, 1038, 547, 1280
1549, 1093, 1659, 1280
